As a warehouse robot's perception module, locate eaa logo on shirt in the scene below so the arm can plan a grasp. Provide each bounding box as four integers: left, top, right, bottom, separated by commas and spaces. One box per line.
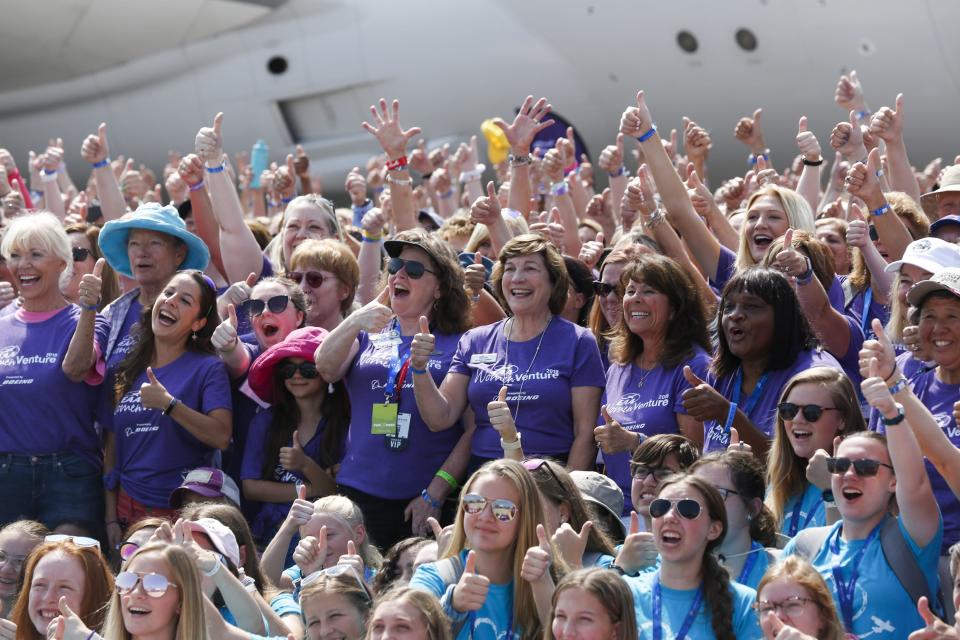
609, 392, 671, 414
934, 413, 960, 439
0, 345, 20, 367
476, 363, 519, 384
0, 346, 58, 368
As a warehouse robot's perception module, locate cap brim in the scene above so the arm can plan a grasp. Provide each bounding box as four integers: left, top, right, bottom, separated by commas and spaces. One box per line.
383, 239, 439, 263
582, 496, 627, 539
884, 255, 947, 274
168, 484, 220, 508
907, 279, 960, 306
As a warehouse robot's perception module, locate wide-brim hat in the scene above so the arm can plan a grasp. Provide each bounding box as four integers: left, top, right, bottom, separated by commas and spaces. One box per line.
907, 267, 960, 306
247, 326, 329, 403
98, 203, 210, 278
921, 165, 960, 219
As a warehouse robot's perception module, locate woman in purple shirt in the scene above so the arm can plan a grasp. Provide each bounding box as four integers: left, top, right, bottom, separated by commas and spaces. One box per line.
595, 254, 711, 513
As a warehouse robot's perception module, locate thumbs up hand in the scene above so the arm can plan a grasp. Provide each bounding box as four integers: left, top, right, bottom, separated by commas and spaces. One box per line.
195, 112, 224, 166
521, 524, 553, 583
860, 357, 898, 417
487, 386, 518, 443
594, 405, 640, 454
284, 483, 316, 531
552, 520, 593, 569
211, 303, 240, 354
463, 251, 487, 300
845, 147, 885, 206
336, 539, 366, 579
293, 528, 328, 576
773, 229, 809, 280
795, 116, 822, 162
869, 94, 905, 144
219, 272, 257, 317
279, 430, 309, 473
45, 596, 93, 640
139, 367, 173, 411
78, 259, 105, 311
734, 108, 766, 154
410, 315, 435, 372
614, 511, 658, 574
680, 366, 729, 423
351, 287, 394, 333
453, 551, 490, 612
81, 122, 110, 165
858, 318, 898, 380
597, 134, 625, 175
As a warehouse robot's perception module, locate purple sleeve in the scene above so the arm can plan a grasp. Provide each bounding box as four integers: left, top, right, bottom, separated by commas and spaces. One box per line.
198, 359, 234, 414
711, 245, 737, 292
673, 351, 710, 414
240, 411, 271, 480
827, 276, 845, 313
570, 329, 605, 388
448, 330, 475, 377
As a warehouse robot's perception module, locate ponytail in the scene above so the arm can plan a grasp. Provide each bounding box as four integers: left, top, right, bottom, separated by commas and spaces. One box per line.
701, 553, 736, 640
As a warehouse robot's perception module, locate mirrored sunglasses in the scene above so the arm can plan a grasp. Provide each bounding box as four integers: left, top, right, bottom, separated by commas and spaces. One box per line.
461, 493, 519, 522
115, 571, 179, 598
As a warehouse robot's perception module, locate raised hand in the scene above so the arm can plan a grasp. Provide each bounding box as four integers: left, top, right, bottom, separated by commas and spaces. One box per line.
410, 316, 435, 372
279, 430, 309, 473
45, 596, 94, 640
78, 259, 104, 310
284, 483, 315, 530
487, 385, 518, 442
686, 168, 714, 217
360, 206, 386, 237
139, 367, 173, 411
552, 521, 593, 569
683, 117, 713, 160
492, 96, 555, 155
858, 318, 898, 381
795, 117, 821, 162
805, 436, 840, 490
734, 108, 766, 153
615, 511, 658, 573
598, 134, 625, 176
463, 252, 486, 301
773, 229, 808, 279
337, 539, 365, 578
541, 148, 564, 183
830, 111, 867, 160
869, 94, 905, 144
195, 113, 225, 166
293, 527, 328, 576
755, 155, 779, 187
352, 287, 394, 333
619, 91, 655, 139
293, 144, 310, 178
594, 405, 638, 454
846, 202, 870, 249
680, 366, 729, 423
578, 230, 604, 270
361, 98, 422, 160
908, 596, 960, 640
556, 126, 577, 169
861, 358, 899, 416
408, 139, 432, 175
81, 123, 110, 165
345, 166, 368, 206
727, 426, 752, 453
453, 551, 490, 612
845, 147, 885, 206
178, 520, 221, 575
521, 524, 553, 583
273, 155, 296, 199
211, 303, 240, 354
835, 70, 866, 113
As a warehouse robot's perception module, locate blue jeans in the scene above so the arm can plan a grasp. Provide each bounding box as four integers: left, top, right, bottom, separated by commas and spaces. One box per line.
0, 452, 104, 530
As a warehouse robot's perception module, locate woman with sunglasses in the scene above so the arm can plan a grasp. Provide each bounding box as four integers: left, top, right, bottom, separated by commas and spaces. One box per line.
586, 244, 649, 368
316, 229, 473, 550
545, 568, 637, 640
289, 239, 358, 331
766, 368, 863, 537
101, 542, 206, 640
681, 266, 841, 458
754, 556, 846, 640
242, 326, 348, 547
94, 271, 232, 538
781, 358, 941, 638
410, 459, 557, 640
624, 474, 761, 640
10, 538, 114, 640
597, 254, 712, 510
300, 566, 373, 640
690, 452, 779, 591
414, 233, 605, 472
63, 222, 120, 312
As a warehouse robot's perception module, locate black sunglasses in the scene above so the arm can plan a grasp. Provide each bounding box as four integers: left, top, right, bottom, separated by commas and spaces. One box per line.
592, 280, 616, 297
826, 457, 894, 477
778, 402, 840, 422
387, 257, 435, 279
72, 247, 91, 262
288, 270, 331, 288
278, 362, 319, 379
246, 295, 290, 317
649, 498, 703, 520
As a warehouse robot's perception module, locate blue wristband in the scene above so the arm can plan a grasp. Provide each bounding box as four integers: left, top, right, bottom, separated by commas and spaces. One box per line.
421, 489, 442, 509
871, 203, 890, 217
637, 124, 657, 143
80, 302, 98, 312
724, 402, 738, 432
205, 164, 226, 174
410, 365, 428, 375
281, 196, 294, 204
92, 158, 110, 169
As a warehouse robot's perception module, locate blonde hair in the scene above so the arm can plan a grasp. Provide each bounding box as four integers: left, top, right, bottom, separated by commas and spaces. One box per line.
301, 570, 372, 626
756, 556, 846, 640
1, 211, 73, 290
735, 186, 815, 271
100, 544, 206, 640
367, 586, 450, 640
313, 495, 383, 570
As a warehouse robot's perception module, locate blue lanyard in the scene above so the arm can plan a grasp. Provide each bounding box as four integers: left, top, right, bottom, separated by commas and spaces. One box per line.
737, 541, 763, 584
730, 367, 769, 418
382, 322, 411, 402
787, 493, 823, 537
831, 521, 882, 632
652, 572, 703, 640
860, 287, 873, 337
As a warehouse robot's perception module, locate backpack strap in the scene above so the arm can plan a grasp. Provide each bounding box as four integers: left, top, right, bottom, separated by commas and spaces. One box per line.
879, 517, 943, 618
790, 526, 833, 561
435, 556, 469, 638
842, 278, 857, 310
435, 555, 464, 586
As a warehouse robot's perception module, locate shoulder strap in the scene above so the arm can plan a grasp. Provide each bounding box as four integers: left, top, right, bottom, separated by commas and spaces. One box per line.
842, 278, 857, 309
435, 555, 465, 586
790, 526, 833, 561
879, 517, 940, 613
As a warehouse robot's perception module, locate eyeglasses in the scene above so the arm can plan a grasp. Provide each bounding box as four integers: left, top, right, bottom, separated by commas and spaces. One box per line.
777, 402, 840, 422
288, 270, 332, 289
461, 493, 519, 522
246, 295, 290, 317
301, 563, 372, 602
522, 459, 563, 491
716, 487, 740, 501
45, 534, 100, 551
115, 571, 180, 598
631, 465, 675, 482
754, 596, 816, 617
649, 498, 703, 520
119, 542, 140, 561
592, 281, 616, 297
826, 457, 894, 477
72, 247, 91, 262
278, 361, 320, 379
0, 550, 26, 572
387, 257, 435, 279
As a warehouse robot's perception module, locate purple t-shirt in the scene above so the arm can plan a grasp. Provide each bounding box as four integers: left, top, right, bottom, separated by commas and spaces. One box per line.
104, 351, 232, 507
703, 349, 843, 452
449, 316, 605, 459
603, 347, 711, 514
106, 299, 143, 372
844, 283, 890, 342
710, 246, 737, 293
875, 368, 960, 553
0, 306, 109, 462
337, 328, 465, 499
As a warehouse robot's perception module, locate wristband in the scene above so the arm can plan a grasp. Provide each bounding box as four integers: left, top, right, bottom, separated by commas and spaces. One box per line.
637, 124, 657, 143
611, 563, 639, 578
385, 156, 408, 171
609, 165, 626, 178
373, 185, 385, 194
202, 558, 222, 577
387, 174, 412, 186
435, 470, 458, 490
748, 153, 769, 166
801, 157, 824, 166
281, 196, 294, 204
888, 376, 908, 395
420, 489, 442, 510
550, 181, 569, 197
724, 402, 738, 433
205, 164, 226, 174
856, 110, 870, 120
460, 165, 486, 183
870, 203, 890, 217
80, 302, 98, 312
163, 397, 180, 416
821, 489, 835, 504
410, 365, 428, 375
795, 258, 814, 285
361, 231, 382, 243
439, 189, 454, 199
92, 158, 110, 169
40, 170, 58, 183
563, 162, 579, 177
881, 402, 906, 427
189, 180, 205, 192
508, 154, 530, 166
500, 432, 522, 451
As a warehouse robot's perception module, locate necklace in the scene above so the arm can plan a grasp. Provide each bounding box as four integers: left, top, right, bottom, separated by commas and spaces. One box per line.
637, 360, 659, 388
502, 315, 552, 423
716, 544, 764, 564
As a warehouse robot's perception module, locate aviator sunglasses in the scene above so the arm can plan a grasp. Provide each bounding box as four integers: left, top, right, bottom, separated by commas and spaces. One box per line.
649, 498, 703, 520
826, 457, 894, 477
387, 257, 435, 279
777, 402, 840, 422
461, 493, 519, 522
115, 571, 180, 598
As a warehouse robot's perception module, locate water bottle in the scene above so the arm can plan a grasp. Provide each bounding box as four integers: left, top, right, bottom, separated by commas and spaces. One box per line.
249, 139, 269, 188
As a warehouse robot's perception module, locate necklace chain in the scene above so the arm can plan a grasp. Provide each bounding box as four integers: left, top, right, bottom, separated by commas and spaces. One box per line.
717, 545, 764, 564
503, 315, 552, 423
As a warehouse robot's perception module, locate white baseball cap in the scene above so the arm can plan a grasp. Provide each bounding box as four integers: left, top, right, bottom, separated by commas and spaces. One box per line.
884, 237, 960, 274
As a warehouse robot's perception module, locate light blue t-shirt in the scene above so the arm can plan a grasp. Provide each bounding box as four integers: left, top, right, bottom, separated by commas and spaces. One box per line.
410, 550, 519, 640
780, 482, 826, 537
782, 515, 942, 639
626, 571, 761, 639
730, 543, 774, 592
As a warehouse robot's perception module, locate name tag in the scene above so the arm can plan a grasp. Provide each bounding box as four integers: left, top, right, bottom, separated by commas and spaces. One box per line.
470, 353, 497, 365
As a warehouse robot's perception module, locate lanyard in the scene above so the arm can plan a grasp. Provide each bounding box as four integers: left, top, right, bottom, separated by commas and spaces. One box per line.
831, 521, 882, 632
787, 493, 823, 537
468, 601, 513, 639
731, 367, 770, 418
652, 572, 703, 640
860, 287, 873, 337
737, 541, 763, 584
382, 322, 411, 402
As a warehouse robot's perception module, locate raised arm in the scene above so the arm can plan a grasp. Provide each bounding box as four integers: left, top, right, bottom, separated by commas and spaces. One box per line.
494, 96, 555, 218
410, 319, 471, 431
62, 260, 104, 382
734, 108, 771, 170
795, 117, 823, 215
356, 207, 386, 305
597, 135, 627, 225
683, 117, 712, 188
846, 203, 892, 304
846, 148, 912, 261
315, 289, 392, 382
685, 166, 739, 251
541, 148, 582, 256
869, 94, 923, 206
178, 154, 226, 277
35, 150, 65, 220
362, 98, 421, 232
140, 367, 232, 450
80, 123, 126, 221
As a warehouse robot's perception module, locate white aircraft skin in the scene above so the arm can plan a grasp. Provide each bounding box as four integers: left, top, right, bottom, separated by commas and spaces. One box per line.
0, 0, 958, 192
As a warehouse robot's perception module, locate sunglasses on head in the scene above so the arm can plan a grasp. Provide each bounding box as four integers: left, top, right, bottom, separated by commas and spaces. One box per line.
826, 457, 893, 477
461, 493, 519, 522
387, 257, 435, 279
119, 541, 140, 561
301, 563, 373, 602
777, 402, 840, 422
72, 247, 91, 262
115, 571, 179, 598
649, 498, 703, 520
522, 458, 564, 490
246, 295, 290, 317
45, 534, 100, 551
288, 270, 330, 288
278, 361, 319, 379
592, 281, 616, 297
